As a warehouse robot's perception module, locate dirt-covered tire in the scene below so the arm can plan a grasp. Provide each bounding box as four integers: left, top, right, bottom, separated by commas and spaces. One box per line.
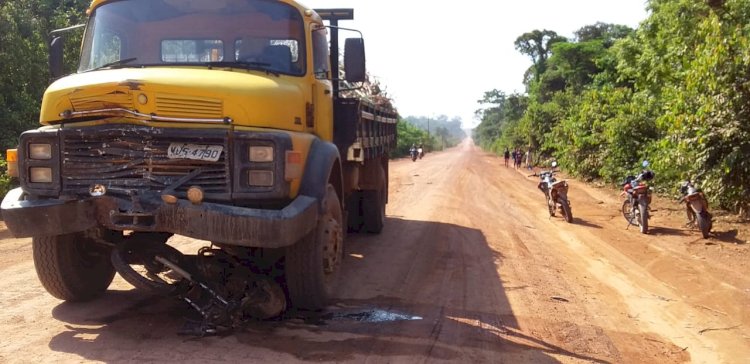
697, 213, 710, 239
362, 167, 386, 234
639, 202, 649, 234
547, 197, 556, 217
285, 184, 343, 310
560, 199, 573, 223
32, 233, 115, 302
362, 188, 385, 233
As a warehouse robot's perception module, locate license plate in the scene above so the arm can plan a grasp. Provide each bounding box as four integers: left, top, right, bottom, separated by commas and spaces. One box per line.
167, 143, 223, 162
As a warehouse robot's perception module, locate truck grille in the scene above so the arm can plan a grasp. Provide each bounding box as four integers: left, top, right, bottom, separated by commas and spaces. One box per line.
60, 127, 230, 196
156, 94, 223, 119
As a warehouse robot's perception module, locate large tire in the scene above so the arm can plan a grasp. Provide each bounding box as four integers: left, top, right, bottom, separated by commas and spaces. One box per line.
33, 233, 116, 302
362, 188, 385, 233
285, 184, 343, 310
639, 202, 649, 234
362, 166, 386, 234
697, 213, 711, 239
346, 191, 363, 233
560, 199, 573, 223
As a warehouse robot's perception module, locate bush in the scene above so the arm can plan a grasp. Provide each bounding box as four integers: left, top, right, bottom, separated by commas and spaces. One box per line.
0, 157, 13, 199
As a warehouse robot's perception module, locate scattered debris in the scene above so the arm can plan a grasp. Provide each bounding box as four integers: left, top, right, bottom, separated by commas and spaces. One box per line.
551, 296, 570, 303
671, 346, 689, 354
698, 324, 741, 335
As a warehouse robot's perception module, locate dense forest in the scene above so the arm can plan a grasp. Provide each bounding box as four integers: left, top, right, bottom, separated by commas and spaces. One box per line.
0, 0, 88, 151
473, 0, 750, 215
0, 0, 90, 195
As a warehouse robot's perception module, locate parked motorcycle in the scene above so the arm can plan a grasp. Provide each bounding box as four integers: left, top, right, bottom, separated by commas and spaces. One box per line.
531, 161, 573, 223
679, 180, 712, 238
620, 161, 655, 234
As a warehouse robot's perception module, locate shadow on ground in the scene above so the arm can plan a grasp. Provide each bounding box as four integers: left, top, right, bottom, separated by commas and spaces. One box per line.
46, 218, 635, 363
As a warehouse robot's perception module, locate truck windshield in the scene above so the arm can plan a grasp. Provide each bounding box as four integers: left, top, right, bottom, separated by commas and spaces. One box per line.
78, 0, 306, 76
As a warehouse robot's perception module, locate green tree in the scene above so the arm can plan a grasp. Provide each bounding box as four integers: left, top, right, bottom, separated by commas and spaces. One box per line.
514, 30, 567, 86
0, 0, 88, 151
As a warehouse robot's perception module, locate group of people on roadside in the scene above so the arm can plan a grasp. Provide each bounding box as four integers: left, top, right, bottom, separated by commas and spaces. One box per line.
503, 147, 533, 170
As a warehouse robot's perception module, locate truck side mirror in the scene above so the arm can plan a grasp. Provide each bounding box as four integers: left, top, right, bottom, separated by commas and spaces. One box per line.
49, 36, 64, 79
344, 38, 366, 83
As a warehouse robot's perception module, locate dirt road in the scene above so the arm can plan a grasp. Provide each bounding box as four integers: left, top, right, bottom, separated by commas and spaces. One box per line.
1, 139, 748, 363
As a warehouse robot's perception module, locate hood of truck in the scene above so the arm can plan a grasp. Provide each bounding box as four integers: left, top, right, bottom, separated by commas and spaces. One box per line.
40, 67, 307, 131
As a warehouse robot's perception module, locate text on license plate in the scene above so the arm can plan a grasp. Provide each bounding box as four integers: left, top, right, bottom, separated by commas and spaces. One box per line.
167, 143, 223, 162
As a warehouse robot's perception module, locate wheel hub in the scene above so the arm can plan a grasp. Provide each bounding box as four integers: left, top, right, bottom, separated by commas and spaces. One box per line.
321, 216, 343, 274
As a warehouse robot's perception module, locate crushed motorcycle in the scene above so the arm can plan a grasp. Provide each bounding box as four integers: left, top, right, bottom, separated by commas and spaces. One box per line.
105, 232, 288, 336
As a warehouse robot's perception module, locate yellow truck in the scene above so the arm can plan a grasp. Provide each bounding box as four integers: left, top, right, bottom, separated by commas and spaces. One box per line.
1, 0, 396, 328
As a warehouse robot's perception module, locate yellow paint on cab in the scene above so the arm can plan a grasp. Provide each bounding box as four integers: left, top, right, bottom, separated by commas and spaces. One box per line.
42, 68, 308, 132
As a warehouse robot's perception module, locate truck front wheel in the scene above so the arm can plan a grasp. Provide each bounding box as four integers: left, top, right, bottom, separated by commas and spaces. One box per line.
285, 184, 344, 310
33, 233, 116, 301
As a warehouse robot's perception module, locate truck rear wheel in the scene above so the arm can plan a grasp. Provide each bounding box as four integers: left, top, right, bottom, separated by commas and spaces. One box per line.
33, 233, 116, 302
362, 188, 385, 233
362, 166, 386, 234
346, 190, 364, 232
285, 184, 343, 310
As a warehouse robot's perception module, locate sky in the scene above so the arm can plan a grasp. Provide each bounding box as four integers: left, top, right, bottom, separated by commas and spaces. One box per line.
301, 0, 650, 128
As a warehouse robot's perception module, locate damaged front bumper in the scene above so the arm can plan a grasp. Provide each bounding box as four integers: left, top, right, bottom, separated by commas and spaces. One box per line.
1, 188, 318, 248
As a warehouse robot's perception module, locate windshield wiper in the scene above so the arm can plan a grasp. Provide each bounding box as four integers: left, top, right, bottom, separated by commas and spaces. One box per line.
90, 57, 138, 71
205, 61, 280, 76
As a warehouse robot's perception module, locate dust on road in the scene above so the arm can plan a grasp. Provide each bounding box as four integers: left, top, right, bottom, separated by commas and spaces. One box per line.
0, 139, 747, 363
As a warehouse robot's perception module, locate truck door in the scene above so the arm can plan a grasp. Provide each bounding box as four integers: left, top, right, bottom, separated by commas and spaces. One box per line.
311, 26, 334, 141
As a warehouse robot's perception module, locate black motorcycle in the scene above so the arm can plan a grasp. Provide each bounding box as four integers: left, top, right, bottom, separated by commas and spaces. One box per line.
620, 161, 655, 234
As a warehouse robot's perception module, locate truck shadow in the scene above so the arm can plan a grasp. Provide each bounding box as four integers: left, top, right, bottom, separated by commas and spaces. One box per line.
46, 217, 656, 363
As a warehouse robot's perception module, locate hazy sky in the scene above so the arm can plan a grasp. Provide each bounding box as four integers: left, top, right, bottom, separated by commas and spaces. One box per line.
302, 0, 649, 127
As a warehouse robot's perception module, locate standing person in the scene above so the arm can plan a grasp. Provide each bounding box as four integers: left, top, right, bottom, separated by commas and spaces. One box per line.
515, 149, 522, 169
526, 148, 533, 170
511, 149, 518, 168
503, 148, 510, 167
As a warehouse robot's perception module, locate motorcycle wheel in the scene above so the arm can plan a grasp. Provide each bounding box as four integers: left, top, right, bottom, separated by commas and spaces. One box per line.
111, 243, 185, 295
638, 202, 649, 234
686, 209, 697, 227
547, 197, 555, 217
697, 212, 711, 239
621, 200, 635, 224
560, 199, 573, 223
